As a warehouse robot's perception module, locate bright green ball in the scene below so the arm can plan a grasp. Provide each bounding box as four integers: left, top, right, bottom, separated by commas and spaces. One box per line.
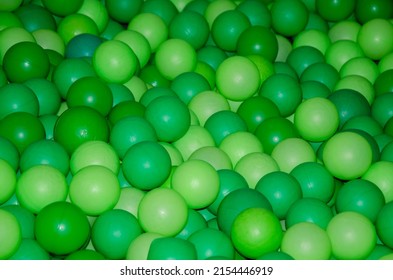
122, 141, 171, 191
9, 239, 49, 260
170, 72, 211, 105
362, 161, 393, 203
0, 136, 19, 171
16, 165, 68, 214
323, 131, 373, 180
231, 208, 283, 259
327, 212, 377, 260
65, 249, 105, 260
34, 201, 90, 256
0, 209, 21, 259
126, 232, 163, 260
294, 97, 339, 142
105, 0, 142, 23
176, 209, 207, 240
69, 165, 120, 216
93, 40, 138, 84
92, 209, 142, 260
316, 0, 356, 22
1, 205, 35, 239
216, 56, 261, 102
41, 0, 83, 17
376, 201, 393, 249
172, 159, 219, 209
148, 237, 197, 260
340, 57, 380, 84
57, 13, 99, 44
271, 0, 309, 37
0, 159, 16, 205
325, 40, 365, 72
189, 146, 232, 170
77, 0, 109, 33
138, 188, 188, 237
281, 222, 331, 260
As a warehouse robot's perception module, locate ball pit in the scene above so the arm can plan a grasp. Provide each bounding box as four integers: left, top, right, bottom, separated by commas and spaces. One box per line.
1, 0, 393, 261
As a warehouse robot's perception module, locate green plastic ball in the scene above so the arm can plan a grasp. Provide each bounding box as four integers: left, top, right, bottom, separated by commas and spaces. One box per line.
69, 165, 120, 216
0, 136, 19, 171
322, 131, 373, 180
114, 187, 145, 218
92, 209, 142, 260
122, 141, 171, 191
366, 244, 393, 260
271, 0, 309, 37
189, 146, 232, 170
0, 159, 16, 205
327, 212, 377, 260
231, 208, 282, 259
65, 249, 105, 260
176, 209, 207, 240
126, 232, 163, 260
300, 80, 331, 99
0, 83, 38, 120
300, 62, 340, 91
334, 75, 375, 105
57, 13, 99, 45
140, 0, 178, 26
340, 57, 380, 84
255, 171, 303, 220
1, 204, 35, 239
372, 93, 393, 127
148, 237, 197, 260
325, 40, 365, 72
342, 115, 383, 137
170, 72, 211, 104
105, 0, 142, 23
138, 188, 188, 237
0, 209, 21, 259
41, 0, 83, 17
287, 46, 325, 78
14, 3, 56, 32
316, 0, 356, 22
109, 83, 136, 107
236, 0, 271, 28
197, 45, 228, 71
34, 201, 90, 256
281, 222, 331, 260
293, 29, 331, 55
376, 201, 393, 248
362, 161, 393, 203
355, 0, 393, 24
77, 0, 108, 33
9, 238, 49, 260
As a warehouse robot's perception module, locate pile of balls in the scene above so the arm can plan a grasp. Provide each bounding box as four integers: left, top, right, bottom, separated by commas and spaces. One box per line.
1, 0, 393, 260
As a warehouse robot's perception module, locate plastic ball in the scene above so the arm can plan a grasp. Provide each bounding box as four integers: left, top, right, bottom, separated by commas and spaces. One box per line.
0, 26, 35, 64
188, 228, 234, 260
362, 161, 393, 203
217, 188, 272, 236
148, 237, 197, 260
287, 46, 325, 78
91, 209, 142, 260
327, 212, 377, 260
316, 0, 355, 22
281, 222, 331, 260
197, 45, 228, 71
231, 208, 282, 259
236, 0, 271, 28
340, 57, 380, 84
270, 0, 309, 37
372, 93, 393, 127
65, 33, 103, 59
66, 76, 113, 116
0, 83, 39, 119
105, 0, 142, 23
9, 239, 50, 260
122, 141, 171, 191
255, 171, 302, 220
140, 0, 178, 26
294, 97, 339, 142
328, 21, 360, 42
216, 56, 260, 102
1, 204, 35, 239
301, 80, 331, 99
138, 188, 188, 237
57, 13, 99, 44
325, 40, 365, 72
300, 62, 340, 91
342, 115, 383, 137
53, 107, 109, 155
41, 0, 83, 17
0, 159, 16, 204
0, 209, 21, 259
69, 165, 120, 216
170, 72, 211, 105
70, 140, 119, 175
323, 131, 373, 180
14, 3, 56, 32
109, 84, 135, 107
93, 40, 138, 84
34, 201, 90, 256
293, 29, 331, 55
334, 75, 375, 105
0, 112, 45, 154
126, 232, 163, 260
77, 0, 109, 33
176, 209, 207, 240
336, 179, 385, 223
65, 249, 105, 260
114, 187, 145, 218
0, 136, 19, 171
376, 201, 393, 249
189, 146, 232, 170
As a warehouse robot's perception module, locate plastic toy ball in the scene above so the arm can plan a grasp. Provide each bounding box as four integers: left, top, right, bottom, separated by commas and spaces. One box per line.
8, 239, 49, 260
0, 209, 21, 259
34, 201, 90, 256
41, 0, 83, 17
355, 0, 393, 24
231, 208, 283, 259
176, 209, 207, 240
148, 237, 197, 260
316, 0, 356, 22
65, 33, 103, 58
362, 161, 393, 203
376, 201, 393, 249
0, 136, 19, 171
1, 205, 35, 240
0, 83, 39, 119
0, 159, 16, 205
65, 249, 105, 260
57, 13, 99, 45
105, 0, 142, 23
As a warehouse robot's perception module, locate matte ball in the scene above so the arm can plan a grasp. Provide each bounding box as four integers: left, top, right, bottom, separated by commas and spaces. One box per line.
34, 201, 90, 256
231, 208, 283, 259
148, 237, 197, 260
316, 0, 356, 22
41, 0, 83, 17
65, 33, 103, 58
122, 141, 171, 190
0, 209, 21, 259
362, 161, 393, 203
0, 83, 39, 119
376, 201, 393, 249
9, 239, 49, 260
271, 0, 309, 37
105, 0, 142, 23
355, 0, 393, 24
0, 159, 16, 205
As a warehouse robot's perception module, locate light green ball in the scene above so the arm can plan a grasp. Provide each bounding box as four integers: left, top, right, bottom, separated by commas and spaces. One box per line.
0, 209, 21, 259
0, 159, 16, 204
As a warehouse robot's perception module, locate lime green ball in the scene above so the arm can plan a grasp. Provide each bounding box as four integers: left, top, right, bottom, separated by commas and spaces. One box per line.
281, 222, 331, 260
216, 56, 260, 101
138, 188, 188, 237
77, 0, 109, 33
126, 232, 163, 260
114, 187, 145, 218
69, 165, 120, 216
91, 209, 142, 260
189, 146, 232, 170
293, 29, 331, 55
362, 161, 393, 203
148, 237, 197, 260
70, 140, 119, 175
325, 40, 365, 72
323, 131, 373, 180
9, 238, 49, 260
0, 209, 21, 259
122, 141, 171, 191
172, 159, 219, 209
340, 57, 380, 84
327, 212, 377, 259
57, 13, 99, 45
231, 208, 282, 259
0, 159, 16, 204
334, 75, 375, 105
255, 171, 302, 220
271, 0, 309, 37
65, 249, 105, 260
271, 138, 316, 173
16, 165, 68, 214
294, 97, 339, 142
376, 201, 393, 249
41, 0, 83, 17
358, 19, 393, 61
34, 201, 90, 256
128, 13, 168, 52
93, 40, 138, 84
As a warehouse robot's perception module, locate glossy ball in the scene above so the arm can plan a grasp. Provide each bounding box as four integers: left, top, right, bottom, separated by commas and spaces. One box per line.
316, 0, 356, 22
138, 188, 188, 237
148, 237, 197, 260
170, 72, 211, 105
0, 209, 21, 259
0, 136, 19, 171
231, 208, 283, 259
376, 201, 393, 248
372, 93, 393, 127
105, 0, 142, 23
57, 13, 99, 44
271, 0, 309, 37
362, 161, 393, 203
41, 0, 83, 17
355, 0, 393, 24
65, 33, 103, 59
0, 159, 16, 205
327, 212, 377, 259
69, 165, 120, 216
0, 83, 39, 119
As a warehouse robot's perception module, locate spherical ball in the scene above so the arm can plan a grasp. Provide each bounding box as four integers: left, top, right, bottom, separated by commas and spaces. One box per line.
216, 56, 261, 102
271, 0, 309, 37
189, 146, 232, 170
170, 72, 211, 105
148, 237, 197, 260
93, 40, 138, 84
236, 0, 271, 28
122, 141, 171, 191
34, 201, 90, 256
77, 0, 109, 33
334, 75, 375, 105
197, 45, 228, 71
281, 222, 331, 260
176, 209, 207, 240
376, 201, 393, 248
286, 46, 325, 78
0, 83, 39, 119
300, 62, 340, 91
3, 41, 50, 83
293, 29, 331, 55
14, 3, 55, 32
138, 188, 188, 237
1, 204, 35, 240
231, 208, 282, 259
69, 165, 120, 216
340, 57, 380, 84
0, 159, 16, 205
0, 136, 19, 171
126, 232, 163, 260
0, 209, 21, 259
16, 165, 68, 214
316, 0, 356, 22
355, 0, 393, 24
255, 171, 302, 220
336, 179, 385, 223
41, 0, 83, 17
9, 238, 49, 260
362, 161, 393, 203
65, 33, 103, 59
57, 13, 99, 44
323, 131, 373, 180
372, 93, 393, 127
327, 212, 377, 259
105, 0, 142, 23
54, 107, 109, 155
92, 209, 142, 260
358, 19, 393, 61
